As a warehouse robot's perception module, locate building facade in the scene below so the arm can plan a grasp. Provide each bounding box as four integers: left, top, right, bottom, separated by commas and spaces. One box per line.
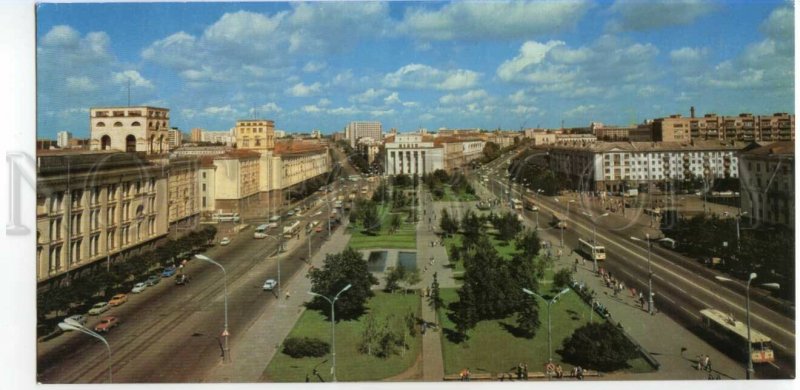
89, 106, 171, 154
165, 157, 200, 233
654, 112, 795, 142
384, 133, 443, 176
346, 121, 382, 147
738, 142, 794, 227
36, 151, 169, 284
201, 130, 236, 146
235, 119, 275, 151
168, 128, 183, 148
57, 131, 73, 148
170, 145, 230, 157
206, 150, 261, 214
547, 141, 742, 192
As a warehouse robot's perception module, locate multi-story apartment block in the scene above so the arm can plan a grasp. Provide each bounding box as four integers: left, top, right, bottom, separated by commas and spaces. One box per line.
201, 130, 236, 146
593, 123, 654, 142
738, 142, 794, 227
357, 137, 380, 164
167, 128, 183, 148
273, 141, 331, 189
57, 131, 73, 148
345, 121, 382, 148
436, 137, 485, 172
654, 112, 794, 142
547, 140, 742, 193
235, 119, 275, 151
199, 149, 261, 214
89, 106, 171, 154
36, 150, 169, 284
166, 157, 200, 232
384, 133, 443, 175
191, 128, 203, 143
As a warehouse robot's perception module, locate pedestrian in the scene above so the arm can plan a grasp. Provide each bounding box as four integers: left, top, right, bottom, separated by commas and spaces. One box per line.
555, 364, 562, 379
516, 363, 523, 380
285, 291, 291, 300
465, 368, 471, 381
523, 363, 528, 380
576, 366, 584, 380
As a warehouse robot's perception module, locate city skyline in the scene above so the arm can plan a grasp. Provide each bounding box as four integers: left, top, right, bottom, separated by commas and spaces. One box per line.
37, 1, 793, 139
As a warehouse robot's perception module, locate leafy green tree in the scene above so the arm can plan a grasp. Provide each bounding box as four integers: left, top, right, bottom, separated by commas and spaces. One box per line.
308, 247, 378, 320
439, 208, 459, 236
516, 229, 542, 259
389, 213, 403, 234
460, 208, 484, 242
553, 268, 573, 290
515, 295, 541, 338
392, 188, 407, 209
372, 181, 390, 203
482, 142, 501, 162
559, 322, 639, 371
384, 264, 406, 293
496, 212, 522, 241
402, 269, 421, 293
362, 201, 381, 235
428, 272, 443, 317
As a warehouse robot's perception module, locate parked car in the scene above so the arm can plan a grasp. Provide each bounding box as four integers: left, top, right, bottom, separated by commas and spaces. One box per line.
220, 237, 231, 246
65, 314, 87, 327
162, 266, 177, 278
94, 316, 119, 333
262, 279, 277, 291
145, 275, 161, 286
175, 274, 190, 286
131, 282, 147, 294
286, 210, 295, 217
109, 293, 128, 306
88, 302, 110, 316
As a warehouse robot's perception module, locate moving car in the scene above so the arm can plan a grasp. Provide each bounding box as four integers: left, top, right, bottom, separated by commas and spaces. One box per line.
94, 316, 119, 333
162, 266, 177, 278
131, 282, 147, 294
262, 279, 277, 291
65, 314, 87, 327
220, 237, 231, 246
175, 274, 190, 285
145, 275, 161, 286
88, 302, 110, 316
109, 293, 128, 307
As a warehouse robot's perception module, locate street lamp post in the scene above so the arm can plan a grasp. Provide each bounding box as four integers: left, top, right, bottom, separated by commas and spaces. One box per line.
715, 274, 779, 380
630, 235, 654, 315
59, 319, 112, 383
308, 284, 352, 382
194, 254, 231, 363
535, 189, 544, 230
735, 211, 748, 253
554, 198, 574, 248
583, 212, 609, 272
522, 287, 571, 363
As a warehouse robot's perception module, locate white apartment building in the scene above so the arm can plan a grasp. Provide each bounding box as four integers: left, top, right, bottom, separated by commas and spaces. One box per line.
168, 128, 183, 148
384, 133, 443, 176
89, 106, 171, 154
36, 150, 169, 284
738, 142, 793, 226
57, 131, 73, 148
346, 121, 382, 148
201, 130, 236, 146
547, 141, 742, 192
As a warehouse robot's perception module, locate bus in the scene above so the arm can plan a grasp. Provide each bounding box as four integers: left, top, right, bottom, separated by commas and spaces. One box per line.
511, 199, 523, 210
578, 238, 606, 261
551, 212, 567, 229
253, 224, 270, 239
700, 308, 775, 364
283, 221, 301, 238
212, 212, 240, 223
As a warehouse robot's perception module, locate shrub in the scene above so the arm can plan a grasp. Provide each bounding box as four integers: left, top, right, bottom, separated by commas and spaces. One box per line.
282, 337, 330, 358
559, 322, 638, 371
553, 268, 573, 290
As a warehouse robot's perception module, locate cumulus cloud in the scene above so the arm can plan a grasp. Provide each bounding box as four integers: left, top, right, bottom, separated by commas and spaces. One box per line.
259, 102, 283, 113
438, 89, 489, 105
565, 104, 596, 118
384, 92, 402, 105
286, 82, 323, 97
399, 1, 591, 40
607, 0, 717, 31
65, 76, 97, 92
383, 64, 481, 90
303, 61, 327, 73
350, 88, 389, 103
112, 70, 154, 89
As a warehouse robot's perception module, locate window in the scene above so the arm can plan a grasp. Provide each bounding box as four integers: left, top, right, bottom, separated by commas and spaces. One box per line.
49, 245, 62, 272
50, 217, 62, 240
202, 197, 206, 207
202, 183, 206, 191
108, 185, 117, 201
50, 192, 63, 213
71, 190, 83, 208
90, 234, 99, 256
202, 172, 207, 179
71, 239, 81, 264
107, 206, 116, 225
91, 188, 99, 205
71, 214, 82, 235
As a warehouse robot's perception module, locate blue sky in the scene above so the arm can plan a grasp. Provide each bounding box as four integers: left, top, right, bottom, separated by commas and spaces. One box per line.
36, 1, 794, 138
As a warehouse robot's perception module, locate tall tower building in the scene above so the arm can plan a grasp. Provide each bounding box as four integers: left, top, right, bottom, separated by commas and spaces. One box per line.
345, 121, 382, 147
57, 131, 73, 148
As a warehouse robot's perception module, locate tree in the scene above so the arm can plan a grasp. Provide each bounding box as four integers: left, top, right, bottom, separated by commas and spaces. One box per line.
553, 268, 573, 290
392, 188, 407, 209
460, 208, 484, 242
384, 264, 406, 293
359, 313, 380, 356
515, 296, 541, 338
482, 142, 501, 162
372, 181, 390, 203
402, 269, 421, 293
516, 229, 542, 259
388, 213, 402, 234
496, 212, 522, 241
559, 322, 639, 371
362, 201, 381, 235
428, 272, 443, 318
440, 208, 459, 236
308, 247, 379, 320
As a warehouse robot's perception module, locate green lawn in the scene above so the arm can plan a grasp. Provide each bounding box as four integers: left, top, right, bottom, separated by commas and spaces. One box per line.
263, 292, 422, 382
437, 287, 652, 376
442, 230, 521, 276
347, 205, 417, 250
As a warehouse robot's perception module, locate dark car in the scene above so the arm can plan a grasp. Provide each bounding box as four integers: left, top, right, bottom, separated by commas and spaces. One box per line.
175, 274, 190, 285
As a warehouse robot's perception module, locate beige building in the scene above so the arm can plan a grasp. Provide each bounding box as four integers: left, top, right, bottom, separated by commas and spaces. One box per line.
168, 128, 183, 148
89, 106, 171, 154
199, 149, 261, 215
235, 119, 275, 151
385, 133, 444, 175
654, 112, 794, 142
345, 121, 382, 147
738, 142, 794, 227
547, 140, 742, 192
171, 145, 230, 157
357, 137, 380, 164
201, 130, 237, 146
165, 157, 200, 233
191, 128, 203, 143
273, 140, 331, 189
36, 150, 169, 284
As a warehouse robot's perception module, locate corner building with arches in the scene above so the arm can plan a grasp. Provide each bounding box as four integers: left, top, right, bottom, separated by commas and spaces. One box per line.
89, 106, 171, 154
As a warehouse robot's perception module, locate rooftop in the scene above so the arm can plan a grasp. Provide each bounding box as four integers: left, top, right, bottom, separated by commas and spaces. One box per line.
546, 140, 746, 153
740, 141, 794, 157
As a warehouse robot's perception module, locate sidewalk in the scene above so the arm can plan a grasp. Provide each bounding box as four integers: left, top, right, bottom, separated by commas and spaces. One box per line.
204, 223, 352, 382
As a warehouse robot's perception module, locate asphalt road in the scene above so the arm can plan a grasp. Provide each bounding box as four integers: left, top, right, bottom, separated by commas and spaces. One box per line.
34, 160, 376, 384
475, 152, 796, 379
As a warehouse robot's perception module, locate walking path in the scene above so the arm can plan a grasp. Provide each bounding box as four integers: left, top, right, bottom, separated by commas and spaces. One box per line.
204, 223, 352, 382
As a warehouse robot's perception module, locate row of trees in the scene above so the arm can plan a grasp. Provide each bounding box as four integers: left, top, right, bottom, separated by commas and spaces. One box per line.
440, 208, 522, 243
37, 226, 218, 334
422, 170, 475, 200
349, 198, 382, 235
508, 151, 569, 196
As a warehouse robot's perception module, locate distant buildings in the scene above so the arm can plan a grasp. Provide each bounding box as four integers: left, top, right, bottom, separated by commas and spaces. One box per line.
738, 142, 794, 227
546, 140, 742, 193
345, 121, 382, 148
653, 111, 794, 143
234, 119, 275, 151
436, 136, 485, 172
89, 106, 171, 154
274, 130, 287, 138
57, 131, 72, 148
356, 137, 380, 164
168, 128, 183, 148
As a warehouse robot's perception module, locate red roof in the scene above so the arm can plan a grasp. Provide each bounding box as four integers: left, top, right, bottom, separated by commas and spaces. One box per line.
274, 140, 326, 156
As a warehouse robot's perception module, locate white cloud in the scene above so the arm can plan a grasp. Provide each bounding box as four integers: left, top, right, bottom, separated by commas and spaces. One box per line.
370, 109, 396, 117
565, 104, 596, 118
303, 61, 327, 73
112, 70, 154, 89
259, 102, 283, 113
327, 106, 362, 116
669, 47, 708, 63
511, 105, 540, 116
286, 2, 390, 53
286, 82, 323, 97
302, 105, 323, 114
383, 64, 481, 90
350, 88, 388, 103
317, 98, 332, 107
399, 1, 591, 40
384, 92, 402, 105
509, 90, 537, 105
439, 89, 489, 105
65, 76, 97, 92
201, 105, 239, 117
608, 0, 716, 31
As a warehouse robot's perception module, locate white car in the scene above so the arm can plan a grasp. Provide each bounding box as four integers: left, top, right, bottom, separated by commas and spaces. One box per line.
131, 282, 147, 294
262, 279, 277, 291
220, 237, 231, 246
88, 302, 110, 316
